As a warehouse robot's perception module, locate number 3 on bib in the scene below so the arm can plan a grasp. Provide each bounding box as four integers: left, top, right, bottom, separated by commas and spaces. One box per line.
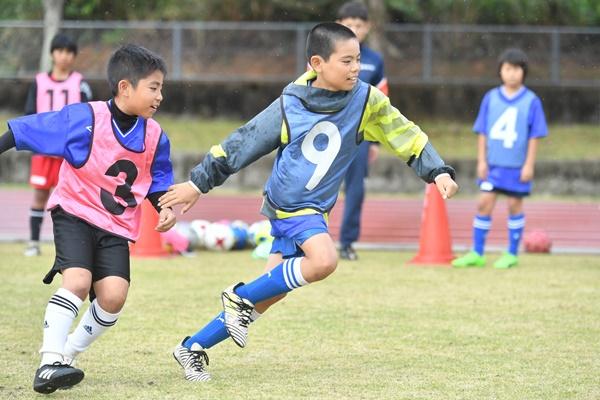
490, 107, 518, 148
301, 121, 341, 191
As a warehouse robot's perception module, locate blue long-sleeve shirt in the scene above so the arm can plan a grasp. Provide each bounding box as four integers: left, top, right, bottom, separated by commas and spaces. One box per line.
8, 101, 173, 195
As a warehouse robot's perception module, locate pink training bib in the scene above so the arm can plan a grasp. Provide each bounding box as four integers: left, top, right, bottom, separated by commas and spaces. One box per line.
36, 71, 83, 112
48, 101, 162, 241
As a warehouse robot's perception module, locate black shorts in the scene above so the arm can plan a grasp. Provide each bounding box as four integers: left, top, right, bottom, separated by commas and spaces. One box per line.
43, 207, 131, 285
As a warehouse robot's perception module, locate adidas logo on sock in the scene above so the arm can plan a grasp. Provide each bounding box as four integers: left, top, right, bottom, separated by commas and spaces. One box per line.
43, 320, 49, 328
84, 325, 93, 335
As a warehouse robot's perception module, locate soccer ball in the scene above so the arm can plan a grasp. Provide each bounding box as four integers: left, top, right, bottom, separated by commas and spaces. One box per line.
173, 221, 199, 250
231, 219, 249, 231
204, 223, 235, 251
252, 241, 272, 259
249, 220, 273, 246
524, 229, 552, 253
230, 220, 250, 250
190, 219, 210, 249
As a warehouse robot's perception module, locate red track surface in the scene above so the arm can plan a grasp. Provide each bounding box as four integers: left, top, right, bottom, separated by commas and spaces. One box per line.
1, 188, 598, 253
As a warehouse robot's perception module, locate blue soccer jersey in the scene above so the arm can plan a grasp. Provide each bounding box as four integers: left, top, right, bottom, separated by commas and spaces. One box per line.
473, 86, 547, 168
8, 101, 173, 194
264, 80, 371, 215
359, 44, 386, 91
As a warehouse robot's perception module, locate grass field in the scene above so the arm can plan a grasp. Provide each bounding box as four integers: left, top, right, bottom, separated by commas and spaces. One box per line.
1, 111, 599, 160
1, 243, 599, 400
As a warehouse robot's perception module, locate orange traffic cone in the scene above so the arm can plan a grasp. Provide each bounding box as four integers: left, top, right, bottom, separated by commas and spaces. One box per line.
408, 183, 454, 265
130, 200, 170, 257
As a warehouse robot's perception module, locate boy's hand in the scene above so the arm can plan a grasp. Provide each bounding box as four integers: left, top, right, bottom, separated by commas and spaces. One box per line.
158, 182, 200, 214
435, 175, 459, 199
368, 144, 380, 164
520, 164, 534, 181
477, 161, 488, 180
155, 208, 176, 232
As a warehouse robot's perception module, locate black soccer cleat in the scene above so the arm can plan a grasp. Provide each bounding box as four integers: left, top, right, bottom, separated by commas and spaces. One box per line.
340, 245, 358, 261
33, 362, 84, 394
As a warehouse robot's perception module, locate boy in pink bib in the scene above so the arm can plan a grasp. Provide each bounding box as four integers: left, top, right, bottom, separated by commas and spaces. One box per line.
1, 44, 176, 394
24, 33, 93, 257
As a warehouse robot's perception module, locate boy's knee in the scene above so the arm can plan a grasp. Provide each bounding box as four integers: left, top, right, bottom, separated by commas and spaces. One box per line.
96, 295, 126, 314
62, 275, 91, 300
477, 200, 493, 214
507, 198, 523, 214
65, 285, 90, 301
309, 253, 338, 281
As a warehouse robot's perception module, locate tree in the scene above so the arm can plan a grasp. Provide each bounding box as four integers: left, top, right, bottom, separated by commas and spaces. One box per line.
365, 0, 387, 53
40, 0, 64, 72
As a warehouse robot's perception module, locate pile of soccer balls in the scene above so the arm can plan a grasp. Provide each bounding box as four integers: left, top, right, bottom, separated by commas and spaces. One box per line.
172, 219, 273, 258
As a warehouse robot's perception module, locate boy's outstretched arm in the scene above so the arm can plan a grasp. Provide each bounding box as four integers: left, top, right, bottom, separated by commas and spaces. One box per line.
361, 86, 458, 199
408, 142, 458, 199
0, 130, 16, 155
159, 99, 283, 212
6, 104, 92, 166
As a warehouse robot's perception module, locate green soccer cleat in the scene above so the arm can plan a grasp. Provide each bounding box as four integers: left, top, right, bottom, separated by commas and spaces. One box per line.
452, 251, 486, 268
493, 253, 518, 269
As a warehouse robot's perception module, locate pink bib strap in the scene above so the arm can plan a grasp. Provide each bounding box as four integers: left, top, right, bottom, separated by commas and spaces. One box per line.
48, 101, 163, 240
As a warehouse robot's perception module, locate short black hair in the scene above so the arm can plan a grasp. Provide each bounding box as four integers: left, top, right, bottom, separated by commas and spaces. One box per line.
498, 48, 529, 80
306, 22, 357, 62
337, 1, 369, 21
107, 44, 167, 96
50, 33, 77, 55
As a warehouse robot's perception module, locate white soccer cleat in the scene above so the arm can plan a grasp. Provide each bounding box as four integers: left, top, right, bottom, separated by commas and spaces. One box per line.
221, 283, 254, 348
173, 338, 211, 382
24, 242, 41, 257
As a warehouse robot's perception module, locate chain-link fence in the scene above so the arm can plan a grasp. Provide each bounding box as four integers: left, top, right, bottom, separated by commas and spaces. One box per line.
1, 20, 598, 87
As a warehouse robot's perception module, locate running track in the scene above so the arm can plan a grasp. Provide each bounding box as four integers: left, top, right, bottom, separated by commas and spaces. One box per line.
1, 188, 598, 253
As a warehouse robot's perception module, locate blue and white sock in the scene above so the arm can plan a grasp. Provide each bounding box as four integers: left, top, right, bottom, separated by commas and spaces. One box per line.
185, 312, 228, 349
473, 215, 492, 256
184, 310, 263, 350
234, 257, 308, 304
508, 213, 525, 255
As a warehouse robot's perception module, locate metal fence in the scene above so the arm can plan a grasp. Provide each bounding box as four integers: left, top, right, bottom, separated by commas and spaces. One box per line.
1, 20, 598, 87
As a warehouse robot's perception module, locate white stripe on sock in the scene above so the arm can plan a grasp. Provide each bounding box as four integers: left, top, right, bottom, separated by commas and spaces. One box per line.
473, 218, 491, 229
282, 259, 294, 289
508, 219, 526, 229
30, 210, 45, 218
291, 257, 308, 287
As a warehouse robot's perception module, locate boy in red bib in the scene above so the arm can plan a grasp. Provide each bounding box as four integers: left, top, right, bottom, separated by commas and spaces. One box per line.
24, 33, 93, 257
0, 44, 176, 394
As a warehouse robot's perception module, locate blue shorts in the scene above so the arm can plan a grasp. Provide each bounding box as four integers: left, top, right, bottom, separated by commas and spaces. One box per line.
269, 214, 329, 259
477, 165, 531, 197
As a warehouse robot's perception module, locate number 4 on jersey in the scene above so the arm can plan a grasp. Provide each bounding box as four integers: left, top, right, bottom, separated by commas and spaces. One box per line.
490, 107, 518, 148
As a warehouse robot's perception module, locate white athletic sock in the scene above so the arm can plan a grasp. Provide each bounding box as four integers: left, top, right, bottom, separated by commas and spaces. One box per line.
63, 299, 120, 360
40, 288, 83, 367
250, 309, 262, 322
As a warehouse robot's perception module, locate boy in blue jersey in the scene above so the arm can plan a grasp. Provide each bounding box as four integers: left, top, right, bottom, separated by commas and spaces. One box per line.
160, 22, 458, 381
336, 1, 389, 261
0, 44, 176, 393
452, 48, 548, 269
